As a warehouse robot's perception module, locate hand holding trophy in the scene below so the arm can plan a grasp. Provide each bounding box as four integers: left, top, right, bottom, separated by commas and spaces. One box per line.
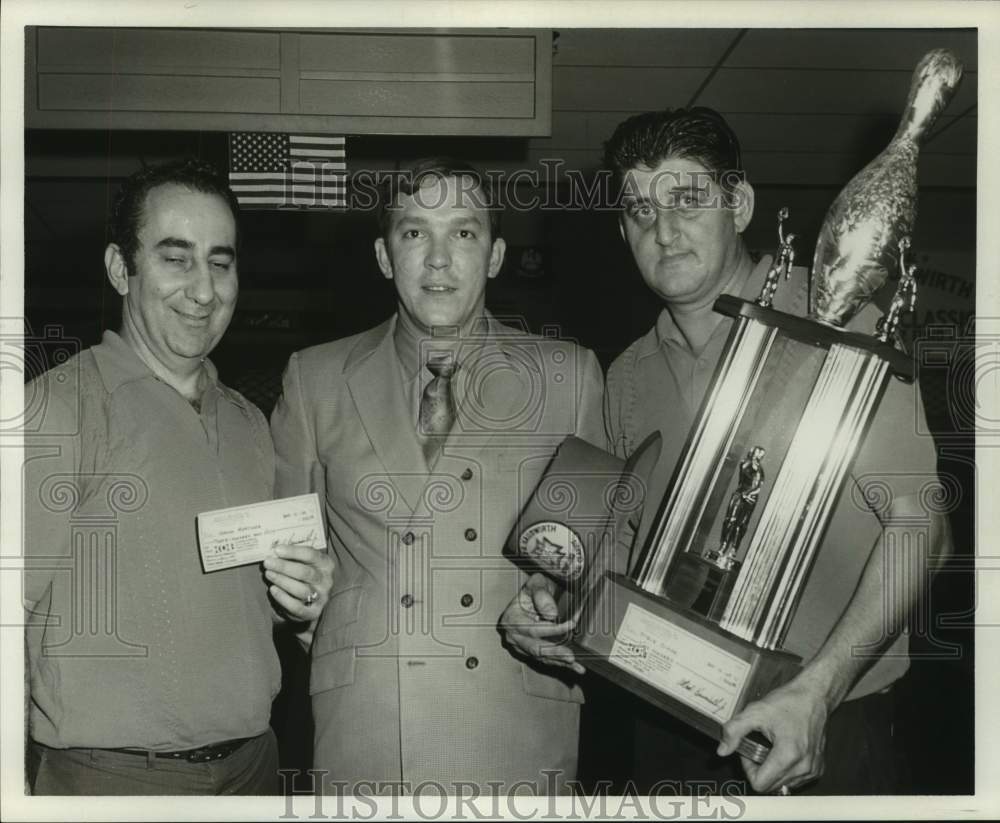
509, 48, 962, 779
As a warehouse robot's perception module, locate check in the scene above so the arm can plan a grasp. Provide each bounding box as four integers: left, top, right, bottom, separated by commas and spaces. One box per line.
609, 602, 750, 721
197, 493, 327, 573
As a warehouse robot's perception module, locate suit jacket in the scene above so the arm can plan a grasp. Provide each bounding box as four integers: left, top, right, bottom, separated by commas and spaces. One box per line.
271, 314, 605, 793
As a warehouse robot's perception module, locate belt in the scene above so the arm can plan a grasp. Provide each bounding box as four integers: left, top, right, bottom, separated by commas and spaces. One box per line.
104, 735, 257, 763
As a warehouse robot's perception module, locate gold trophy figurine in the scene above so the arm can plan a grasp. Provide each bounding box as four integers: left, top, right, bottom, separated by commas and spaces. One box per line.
708, 446, 767, 572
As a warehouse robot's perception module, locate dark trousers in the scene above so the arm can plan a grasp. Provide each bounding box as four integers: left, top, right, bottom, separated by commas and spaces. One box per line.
28, 729, 279, 795
579, 678, 909, 795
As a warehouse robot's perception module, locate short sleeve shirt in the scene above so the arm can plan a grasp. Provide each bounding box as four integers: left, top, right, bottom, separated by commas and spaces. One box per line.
23, 331, 281, 749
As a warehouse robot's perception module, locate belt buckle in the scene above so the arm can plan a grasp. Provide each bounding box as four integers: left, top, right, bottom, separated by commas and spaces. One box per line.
185, 744, 225, 763
184, 747, 209, 763
183, 737, 247, 762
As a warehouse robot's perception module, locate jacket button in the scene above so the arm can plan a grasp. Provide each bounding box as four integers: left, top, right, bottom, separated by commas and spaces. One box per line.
460, 593, 474, 608
402, 532, 415, 545
465, 656, 479, 670
400, 594, 414, 608
461, 467, 473, 481
464, 528, 477, 541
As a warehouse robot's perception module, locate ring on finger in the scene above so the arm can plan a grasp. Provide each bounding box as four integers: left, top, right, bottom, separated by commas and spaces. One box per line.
777, 785, 790, 796
304, 589, 319, 606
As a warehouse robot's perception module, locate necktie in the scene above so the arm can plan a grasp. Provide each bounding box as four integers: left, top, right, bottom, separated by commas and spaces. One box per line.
419, 355, 457, 468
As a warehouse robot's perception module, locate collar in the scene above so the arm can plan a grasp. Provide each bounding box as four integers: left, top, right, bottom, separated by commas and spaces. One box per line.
91, 329, 222, 400
649, 254, 782, 353
392, 311, 496, 381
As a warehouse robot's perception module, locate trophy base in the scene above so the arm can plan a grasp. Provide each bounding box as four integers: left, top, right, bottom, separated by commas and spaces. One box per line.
572, 571, 801, 763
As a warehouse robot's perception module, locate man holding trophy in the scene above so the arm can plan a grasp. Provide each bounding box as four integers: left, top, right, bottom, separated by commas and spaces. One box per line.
503, 96, 953, 795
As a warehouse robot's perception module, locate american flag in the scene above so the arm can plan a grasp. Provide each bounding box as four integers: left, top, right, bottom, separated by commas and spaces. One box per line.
228, 133, 347, 209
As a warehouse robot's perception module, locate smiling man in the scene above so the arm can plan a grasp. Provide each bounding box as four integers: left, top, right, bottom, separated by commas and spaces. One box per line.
270, 157, 604, 795
23, 159, 333, 794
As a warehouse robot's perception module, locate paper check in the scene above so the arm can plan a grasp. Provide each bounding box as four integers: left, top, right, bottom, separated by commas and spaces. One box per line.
196, 493, 327, 573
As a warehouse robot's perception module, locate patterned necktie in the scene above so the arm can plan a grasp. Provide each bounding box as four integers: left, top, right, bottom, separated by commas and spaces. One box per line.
419, 355, 457, 468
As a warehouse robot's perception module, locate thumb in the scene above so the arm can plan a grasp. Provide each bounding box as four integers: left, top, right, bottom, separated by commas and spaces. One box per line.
717, 714, 752, 757
532, 589, 560, 621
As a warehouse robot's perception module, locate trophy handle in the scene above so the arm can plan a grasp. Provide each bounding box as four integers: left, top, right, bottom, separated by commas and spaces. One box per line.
737, 731, 773, 765
876, 236, 918, 343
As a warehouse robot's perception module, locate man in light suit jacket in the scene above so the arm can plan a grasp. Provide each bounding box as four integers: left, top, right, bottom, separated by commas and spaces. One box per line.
270, 158, 604, 796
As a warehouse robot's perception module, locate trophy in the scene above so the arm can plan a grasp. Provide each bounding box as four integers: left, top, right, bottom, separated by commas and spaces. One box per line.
520, 49, 962, 764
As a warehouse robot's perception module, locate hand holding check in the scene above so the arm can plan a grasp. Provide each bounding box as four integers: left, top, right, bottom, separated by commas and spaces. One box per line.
197, 493, 334, 621
263, 542, 333, 620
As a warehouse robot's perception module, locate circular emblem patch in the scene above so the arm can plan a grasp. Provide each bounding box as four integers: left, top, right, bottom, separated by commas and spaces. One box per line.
518, 521, 585, 582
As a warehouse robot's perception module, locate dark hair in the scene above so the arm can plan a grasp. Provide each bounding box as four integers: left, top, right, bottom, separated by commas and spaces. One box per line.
603, 107, 745, 199
109, 158, 240, 275
376, 156, 501, 240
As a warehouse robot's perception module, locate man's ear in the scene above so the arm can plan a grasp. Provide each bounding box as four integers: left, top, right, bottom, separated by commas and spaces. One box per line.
105, 244, 129, 296
374, 237, 394, 280
731, 180, 755, 234
487, 237, 507, 280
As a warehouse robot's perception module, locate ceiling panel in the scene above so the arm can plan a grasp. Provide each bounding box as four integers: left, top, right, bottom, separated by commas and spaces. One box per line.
533, 110, 634, 151
924, 116, 977, 155
743, 150, 975, 187
518, 147, 974, 188
524, 148, 602, 175
547, 110, 606, 148
729, 28, 977, 71
729, 112, 975, 155
552, 66, 710, 111
698, 67, 977, 115
532, 109, 975, 160
553, 28, 740, 67
728, 113, 901, 154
